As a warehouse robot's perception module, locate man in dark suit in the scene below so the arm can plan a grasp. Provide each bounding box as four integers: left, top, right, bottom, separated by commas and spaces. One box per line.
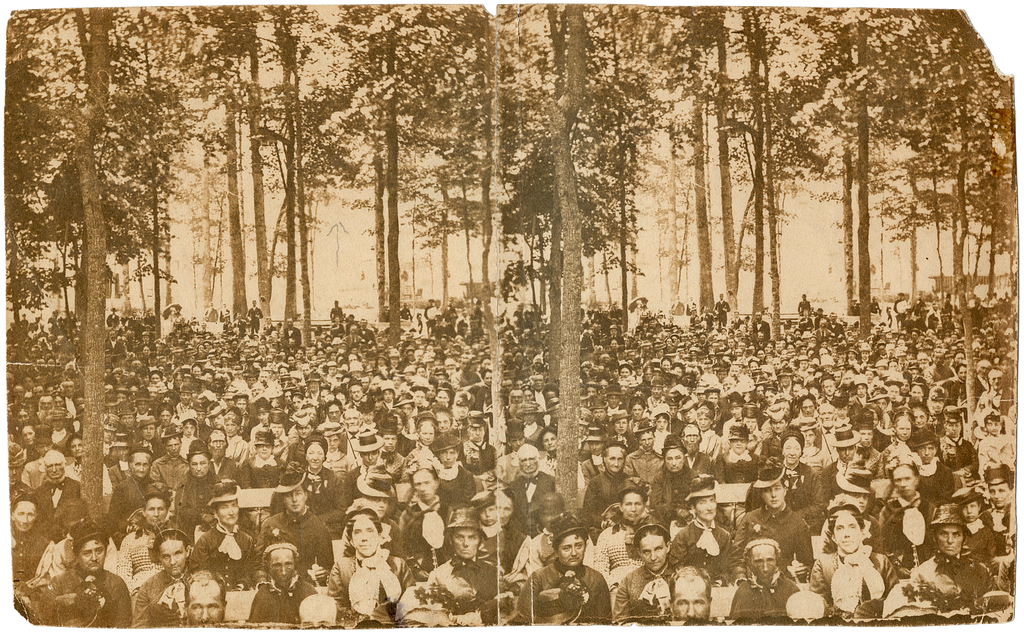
506, 443, 556, 537
34, 449, 83, 541
751, 312, 772, 349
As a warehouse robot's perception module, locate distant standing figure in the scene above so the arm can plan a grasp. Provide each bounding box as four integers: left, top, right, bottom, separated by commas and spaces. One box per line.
247, 301, 263, 336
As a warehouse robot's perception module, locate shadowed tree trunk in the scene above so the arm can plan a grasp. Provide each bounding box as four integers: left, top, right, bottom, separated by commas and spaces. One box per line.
292, 57, 311, 342
692, 104, 714, 311
248, 38, 271, 318
374, 148, 387, 321
73, 6, 112, 521
715, 12, 738, 309
200, 154, 214, 310
226, 103, 247, 319
666, 130, 680, 310
385, 28, 401, 345
747, 11, 766, 314
548, 4, 585, 502
843, 145, 856, 315
856, 25, 872, 337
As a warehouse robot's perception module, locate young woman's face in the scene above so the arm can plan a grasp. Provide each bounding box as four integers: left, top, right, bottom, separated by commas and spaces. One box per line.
418, 422, 435, 447
894, 417, 913, 442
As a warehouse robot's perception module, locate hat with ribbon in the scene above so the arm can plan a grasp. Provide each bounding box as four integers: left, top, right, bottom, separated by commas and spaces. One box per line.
208, 479, 240, 507
753, 458, 785, 489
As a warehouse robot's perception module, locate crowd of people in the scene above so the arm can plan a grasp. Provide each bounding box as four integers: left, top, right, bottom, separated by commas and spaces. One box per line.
7, 292, 1017, 626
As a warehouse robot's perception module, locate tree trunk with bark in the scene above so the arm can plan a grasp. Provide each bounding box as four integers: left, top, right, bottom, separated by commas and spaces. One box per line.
293, 59, 311, 342
692, 103, 715, 311
666, 130, 680, 310
72, 6, 112, 521
248, 40, 271, 318
843, 145, 856, 315
439, 183, 451, 311
200, 154, 214, 310
856, 26, 872, 337
715, 14, 738, 309
374, 148, 387, 322
548, 4, 585, 503
747, 12, 766, 314
385, 29, 401, 346
227, 103, 247, 319
548, 195, 562, 378
765, 103, 781, 337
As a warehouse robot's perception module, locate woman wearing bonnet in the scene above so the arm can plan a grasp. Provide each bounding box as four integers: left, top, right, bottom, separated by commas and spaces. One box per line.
327, 506, 411, 616
809, 504, 898, 618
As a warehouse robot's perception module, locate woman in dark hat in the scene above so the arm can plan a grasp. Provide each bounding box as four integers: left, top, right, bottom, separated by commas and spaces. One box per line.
463, 412, 496, 476
192, 480, 258, 589
35, 521, 132, 627
667, 475, 734, 585
175, 440, 218, 541
301, 435, 346, 537
892, 503, 994, 613
235, 430, 281, 489
514, 511, 611, 625
775, 428, 826, 530
729, 458, 814, 583
910, 428, 955, 504
426, 507, 500, 623
954, 485, 1004, 567
713, 425, 759, 484
434, 432, 476, 508
648, 435, 693, 528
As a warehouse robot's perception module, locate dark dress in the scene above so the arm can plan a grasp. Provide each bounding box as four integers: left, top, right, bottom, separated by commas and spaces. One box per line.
248, 577, 318, 624
437, 465, 477, 508
192, 525, 259, 589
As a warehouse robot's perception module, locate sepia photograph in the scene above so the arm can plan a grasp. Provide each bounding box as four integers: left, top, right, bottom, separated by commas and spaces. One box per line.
4, 3, 1017, 628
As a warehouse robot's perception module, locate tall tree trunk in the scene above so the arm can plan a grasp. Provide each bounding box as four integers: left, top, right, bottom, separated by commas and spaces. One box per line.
856, 25, 872, 336
72, 6, 112, 521
715, 12, 738, 309
987, 218, 997, 296
549, 195, 562, 378
283, 130, 297, 322
747, 12, 766, 314
843, 145, 856, 315
460, 179, 474, 290
293, 60, 311, 342
439, 184, 451, 311
931, 171, 946, 297
692, 104, 715, 311
586, 253, 597, 307
765, 98, 781, 337
480, 48, 495, 304
603, 252, 612, 305
548, 4, 585, 503
248, 40, 271, 317
374, 149, 387, 321
162, 247, 172, 306
385, 29, 401, 345
910, 224, 918, 303
666, 131, 680, 310
952, 153, 977, 420
200, 154, 214, 311
227, 103, 247, 320
630, 246, 639, 298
